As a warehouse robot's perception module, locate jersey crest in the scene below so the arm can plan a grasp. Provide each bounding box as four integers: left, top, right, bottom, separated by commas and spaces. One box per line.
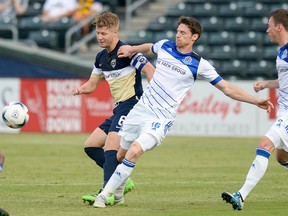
111, 59, 116, 68
182, 56, 193, 65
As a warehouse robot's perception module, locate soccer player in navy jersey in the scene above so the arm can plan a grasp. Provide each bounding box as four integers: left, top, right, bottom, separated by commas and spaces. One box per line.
93, 15, 274, 208
222, 8, 288, 211
72, 12, 155, 205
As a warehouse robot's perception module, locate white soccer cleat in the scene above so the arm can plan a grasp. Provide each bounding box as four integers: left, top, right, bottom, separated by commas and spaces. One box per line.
93, 194, 107, 208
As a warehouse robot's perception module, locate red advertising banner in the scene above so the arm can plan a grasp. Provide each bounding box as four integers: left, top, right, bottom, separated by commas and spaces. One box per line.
20, 79, 113, 133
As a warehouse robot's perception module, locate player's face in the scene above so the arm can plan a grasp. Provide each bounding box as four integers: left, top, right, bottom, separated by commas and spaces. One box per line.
176, 24, 195, 51
266, 17, 280, 44
96, 27, 117, 50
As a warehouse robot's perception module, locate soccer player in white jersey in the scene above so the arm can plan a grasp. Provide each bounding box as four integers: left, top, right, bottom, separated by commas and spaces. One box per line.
93, 15, 274, 208
73, 12, 155, 205
0, 151, 4, 174
222, 8, 288, 211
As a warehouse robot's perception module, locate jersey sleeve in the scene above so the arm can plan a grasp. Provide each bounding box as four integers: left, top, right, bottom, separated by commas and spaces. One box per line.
152, 39, 169, 54
197, 58, 223, 85
90, 56, 104, 79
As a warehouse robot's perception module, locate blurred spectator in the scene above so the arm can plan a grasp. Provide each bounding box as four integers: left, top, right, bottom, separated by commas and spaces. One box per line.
73, 0, 103, 49
41, 0, 78, 22
0, 0, 29, 22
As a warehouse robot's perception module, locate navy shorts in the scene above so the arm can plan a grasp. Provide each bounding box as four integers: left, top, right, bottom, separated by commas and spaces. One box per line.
99, 96, 139, 134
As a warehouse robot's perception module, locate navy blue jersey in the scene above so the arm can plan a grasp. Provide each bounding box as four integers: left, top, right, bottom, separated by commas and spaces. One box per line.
91, 40, 143, 103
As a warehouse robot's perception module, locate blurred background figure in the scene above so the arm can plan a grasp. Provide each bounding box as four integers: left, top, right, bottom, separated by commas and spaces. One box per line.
0, 0, 29, 22
41, 0, 78, 22
73, 0, 103, 50
0, 151, 4, 174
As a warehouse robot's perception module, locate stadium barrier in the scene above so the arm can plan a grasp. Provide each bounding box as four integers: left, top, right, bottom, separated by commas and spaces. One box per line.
0, 78, 277, 137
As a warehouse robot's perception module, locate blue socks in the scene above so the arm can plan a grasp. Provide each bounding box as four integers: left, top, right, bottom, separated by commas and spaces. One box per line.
103, 150, 119, 186
84, 147, 105, 168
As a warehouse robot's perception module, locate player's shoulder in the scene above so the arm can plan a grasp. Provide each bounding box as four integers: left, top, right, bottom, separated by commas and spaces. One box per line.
118, 40, 128, 46
95, 49, 107, 64
190, 51, 201, 62
156, 39, 172, 46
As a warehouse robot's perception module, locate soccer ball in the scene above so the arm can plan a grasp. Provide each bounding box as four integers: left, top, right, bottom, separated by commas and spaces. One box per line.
2, 101, 29, 129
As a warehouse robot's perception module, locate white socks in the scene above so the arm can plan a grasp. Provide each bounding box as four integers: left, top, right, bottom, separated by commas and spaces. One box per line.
239, 148, 270, 200
102, 159, 135, 196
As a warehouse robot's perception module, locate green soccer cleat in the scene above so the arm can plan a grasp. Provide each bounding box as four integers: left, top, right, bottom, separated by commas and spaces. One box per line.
124, 178, 135, 194
82, 192, 114, 206
82, 178, 135, 205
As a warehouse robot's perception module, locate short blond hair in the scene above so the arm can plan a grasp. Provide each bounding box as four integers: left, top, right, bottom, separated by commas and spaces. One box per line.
92, 11, 119, 30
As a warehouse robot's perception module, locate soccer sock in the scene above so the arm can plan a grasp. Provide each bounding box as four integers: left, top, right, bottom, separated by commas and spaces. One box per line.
0, 163, 3, 173
280, 161, 288, 170
84, 147, 105, 168
103, 158, 135, 195
103, 150, 119, 187
239, 148, 270, 200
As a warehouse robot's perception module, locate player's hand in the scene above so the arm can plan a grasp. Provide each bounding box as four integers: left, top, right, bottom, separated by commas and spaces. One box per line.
118, 45, 133, 58
72, 87, 83, 95
254, 81, 265, 93
256, 98, 274, 113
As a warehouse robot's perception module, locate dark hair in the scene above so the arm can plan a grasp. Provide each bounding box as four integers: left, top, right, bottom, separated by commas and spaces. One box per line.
178, 16, 203, 40
92, 11, 119, 30
269, 8, 288, 31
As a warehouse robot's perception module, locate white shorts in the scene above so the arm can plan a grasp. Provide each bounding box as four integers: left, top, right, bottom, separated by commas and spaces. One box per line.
265, 116, 288, 152
119, 102, 174, 152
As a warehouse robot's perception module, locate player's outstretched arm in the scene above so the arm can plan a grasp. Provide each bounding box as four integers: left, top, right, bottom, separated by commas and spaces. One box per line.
215, 79, 274, 113
72, 77, 101, 95
118, 43, 154, 58
254, 80, 279, 92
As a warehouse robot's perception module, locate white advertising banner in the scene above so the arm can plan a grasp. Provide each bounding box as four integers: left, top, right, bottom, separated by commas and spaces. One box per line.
0, 78, 21, 133
169, 80, 276, 137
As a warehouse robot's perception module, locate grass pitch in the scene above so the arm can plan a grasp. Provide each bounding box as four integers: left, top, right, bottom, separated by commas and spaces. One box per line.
0, 133, 287, 216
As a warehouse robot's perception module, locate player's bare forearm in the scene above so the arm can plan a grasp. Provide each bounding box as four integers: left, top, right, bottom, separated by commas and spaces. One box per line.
118, 43, 154, 58
72, 77, 100, 95
142, 63, 155, 82
132, 43, 154, 55
215, 80, 274, 112
254, 80, 279, 92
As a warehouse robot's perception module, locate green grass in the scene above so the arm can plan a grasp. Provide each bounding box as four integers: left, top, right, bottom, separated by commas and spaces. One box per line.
0, 133, 287, 216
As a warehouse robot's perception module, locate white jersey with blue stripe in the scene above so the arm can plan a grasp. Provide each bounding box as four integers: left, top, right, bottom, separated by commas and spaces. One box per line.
139, 39, 222, 120
277, 43, 288, 116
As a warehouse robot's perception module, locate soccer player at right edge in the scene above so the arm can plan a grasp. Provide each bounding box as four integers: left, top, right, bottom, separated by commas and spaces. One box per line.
0, 151, 4, 174
222, 8, 288, 211
93, 15, 274, 208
